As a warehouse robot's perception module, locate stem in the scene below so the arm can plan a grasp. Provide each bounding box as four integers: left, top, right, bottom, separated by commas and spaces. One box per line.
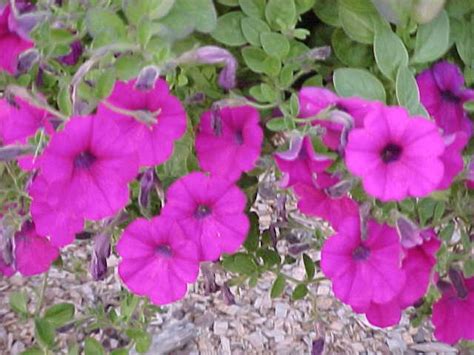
101, 100, 159, 125
35, 271, 49, 316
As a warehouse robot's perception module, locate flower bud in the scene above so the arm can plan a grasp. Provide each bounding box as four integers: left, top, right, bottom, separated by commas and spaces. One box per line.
221, 282, 236, 305
411, 0, 445, 24
139, 168, 157, 209
305, 46, 331, 61
396, 215, 422, 248
0, 144, 35, 161
201, 263, 219, 295
135, 65, 160, 92
370, 0, 412, 25
312, 338, 325, 355
9, 11, 49, 40
58, 40, 83, 66
17, 48, 39, 74
448, 268, 468, 299
325, 179, 353, 198
210, 105, 223, 136
90, 233, 110, 281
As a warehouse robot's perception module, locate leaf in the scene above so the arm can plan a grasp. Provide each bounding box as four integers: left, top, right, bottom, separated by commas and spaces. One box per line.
239, 0, 265, 18
331, 28, 373, 67
292, 284, 308, 300
313, 0, 341, 27
464, 259, 474, 278
86, 8, 127, 42
266, 117, 289, 131
126, 328, 151, 353
222, 253, 258, 275
295, 0, 316, 14
338, 0, 378, 44
265, 0, 297, 30
303, 253, 315, 280
260, 32, 290, 59
270, 274, 286, 298
95, 69, 116, 99
333, 68, 386, 102
456, 17, 474, 67
244, 212, 260, 251
374, 25, 408, 80
44, 303, 75, 328
412, 10, 450, 64
84, 337, 105, 355
9, 291, 28, 316
242, 46, 268, 73
241, 17, 270, 46
34, 318, 55, 350
256, 248, 281, 267
115, 54, 143, 81
395, 66, 429, 117
57, 85, 72, 117
211, 11, 247, 46
110, 349, 129, 355
21, 347, 44, 355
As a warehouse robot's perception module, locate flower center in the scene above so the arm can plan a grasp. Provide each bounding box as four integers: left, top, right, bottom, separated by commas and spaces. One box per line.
234, 131, 244, 145
441, 90, 460, 103
380, 143, 402, 163
74, 151, 96, 169
195, 204, 212, 219
156, 244, 172, 258
352, 245, 370, 261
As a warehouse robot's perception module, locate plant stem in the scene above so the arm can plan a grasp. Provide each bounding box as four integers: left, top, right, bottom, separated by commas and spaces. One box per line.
35, 271, 49, 316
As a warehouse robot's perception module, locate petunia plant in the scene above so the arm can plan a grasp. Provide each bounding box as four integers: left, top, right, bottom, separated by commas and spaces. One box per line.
1, 0, 474, 352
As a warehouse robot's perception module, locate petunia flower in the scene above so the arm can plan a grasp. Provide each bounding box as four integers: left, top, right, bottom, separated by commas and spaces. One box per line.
321, 217, 406, 310
417, 61, 474, 136
0, 4, 33, 74
14, 221, 59, 276
437, 132, 468, 190
161, 172, 249, 261
274, 135, 333, 188
432, 270, 474, 344
97, 79, 187, 167
29, 175, 84, 247
195, 106, 263, 182
58, 40, 83, 66
345, 105, 445, 201
37, 114, 139, 220
116, 217, 200, 305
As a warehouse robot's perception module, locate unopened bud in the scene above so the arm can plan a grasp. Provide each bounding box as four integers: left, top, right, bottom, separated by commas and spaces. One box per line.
306, 46, 331, 61
221, 282, 236, 305
0, 144, 35, 161
412, 0, 445, 24
9, 11, 49, 40
58, 40, 83, 66
325, 179, 353, 198
370, 0, 412, 24
90, 233, 111, 281
17, 48, 40, 74
139, 168, 157, 209
202, 263, 220, 295
210, 105, 222, 136
396, 216, 422, 248
448, 268, 468, 299
135, 65, 160, 92
311, 338, 325, 355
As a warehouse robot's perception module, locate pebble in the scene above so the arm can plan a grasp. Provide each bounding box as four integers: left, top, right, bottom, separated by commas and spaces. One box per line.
275, 303, 288, 318
213, 321, 228, 336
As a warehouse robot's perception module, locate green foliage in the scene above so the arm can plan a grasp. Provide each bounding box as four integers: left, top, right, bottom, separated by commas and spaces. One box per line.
333, 68, 386, 101
211, 12, 247, 46
43, 303, 75, 328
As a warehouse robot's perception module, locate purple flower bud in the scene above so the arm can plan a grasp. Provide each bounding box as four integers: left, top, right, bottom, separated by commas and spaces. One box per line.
9, 11, 48, 41
359, 202, 371, 241
311, 338, 325, 355
288, 243, 310, 256
90, 233, 110, 281
58, 40, 83, 66
412, 0, 445, 24
202, 263, 220, 295
135, 65, 160, 92
396, 216, 422, 248
448, 269, 468, 299
17, 48, 39, 74
210, 105, 223, 136
185, 92, 206, 105
306, 46, 331, 61
325, 179, 353, 198
139, 168, 157, 209
269, 224, 278, 249
0, 221, 14, 266
276, 194, 287, 222
221, 282, 236, 305
218, 55, 237, 90
0, 144, 35, 161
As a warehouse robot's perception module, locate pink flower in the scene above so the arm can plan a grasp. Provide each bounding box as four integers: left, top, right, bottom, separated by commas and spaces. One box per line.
417, 61, 474, 136
345, 105, 445, 201
438, 132, 468, 190
29, 176, 84, 247
37, 115, 139, 220
321, 217, 406, 310
274, 136, 333, 188
117, 217, 199, 305
293, 179, 359, 231
161, 172, 249, 261
195, 106, 263, 181
97, 79, 186, 167
0, 5, 33, 74
432, 272, 474, 344
14, 221, 59, 276
0, 257, 14, 277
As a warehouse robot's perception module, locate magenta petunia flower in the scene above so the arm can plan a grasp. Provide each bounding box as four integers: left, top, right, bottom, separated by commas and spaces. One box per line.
345, 105, 445, 201
293, 179, 359, 231
438, 132, 468, 190
0, 257, 14, 277
97, 79, 186, 167
37, 115, 139, 220
29, 175, 84, 247
321, 217, 406, 310
14, 221, 59, 276
117, 217, 199, 305
0, 5, 33, 74
195, 106, 263, 182
417, 61, 474, 136
274, 136, 333, 188
161, 172, 249, 261
432, 272, 474, 344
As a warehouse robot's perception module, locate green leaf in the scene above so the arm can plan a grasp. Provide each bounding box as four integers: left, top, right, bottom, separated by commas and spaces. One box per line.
266, 117, 289, 131
279, 66, 294, 87
34, 318, 55, 350
270, 274, 286, 298
110, 349, 129, 355
249, 84, 267, 102
126, 329, 152, 353
464, 259, 474, 278
44, 303, 75, 328
84, 337, 105, 355
412, 10, 450, 64
338, 0, 378, 44
115, 54, 143, 81
292, 284, 308, 300
49, 28, 75, 44
333, 68, 386, 102
222, 253, 258, 275
295, 0, 316, 14
57, 85, 72, 117
418, 198, 436, 226
265, 0, 297, 30
67, 342, 80, 355
86, 8, 127, 42
95, 69, 116, 99
374, 25, 408, 80
256, 248, 281, 267
241, 17, 270, 46
395, 66, 429, 117
260, 83, 279, 102
464, 100, 474, 113
260, 32, 290, 59
456, 17, 474, 67
239, 0, 265, 18
21, 347, 43, 355
242, 46, 268, 73
244, 212, 260, 251
9, 291, 28, 316
211, 12, 247, 46
303, 254, 315, 280
331, 28, 373, 67
313, 0, 341, 27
